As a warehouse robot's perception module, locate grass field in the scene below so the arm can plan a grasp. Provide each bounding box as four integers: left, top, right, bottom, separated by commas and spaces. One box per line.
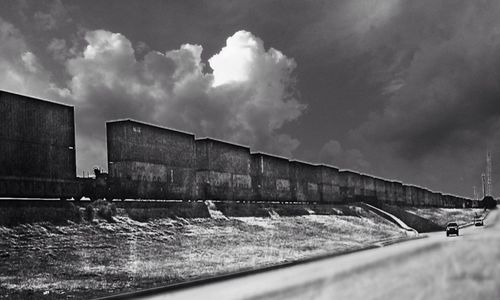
0, 205, 407, 299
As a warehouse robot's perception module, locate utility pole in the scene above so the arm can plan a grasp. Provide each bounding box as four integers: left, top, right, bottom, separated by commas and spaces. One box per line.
486, 151, 492, 196
473, 186, 478, 201
482, 173, 486, 198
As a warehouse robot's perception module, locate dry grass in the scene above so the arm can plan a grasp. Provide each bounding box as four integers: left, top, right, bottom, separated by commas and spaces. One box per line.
0, 206, 407, 299
0, 204, 81, 226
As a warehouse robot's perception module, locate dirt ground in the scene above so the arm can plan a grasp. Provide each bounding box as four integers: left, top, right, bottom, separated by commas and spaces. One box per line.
0, 206, 408, 299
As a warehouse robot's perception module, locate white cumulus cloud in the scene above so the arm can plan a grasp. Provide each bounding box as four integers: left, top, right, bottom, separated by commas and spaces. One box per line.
0, 22, 305, 173
63, 29, 305, 172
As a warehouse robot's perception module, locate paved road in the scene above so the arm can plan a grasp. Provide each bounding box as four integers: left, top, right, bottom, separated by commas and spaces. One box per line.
136, 210, 499, 300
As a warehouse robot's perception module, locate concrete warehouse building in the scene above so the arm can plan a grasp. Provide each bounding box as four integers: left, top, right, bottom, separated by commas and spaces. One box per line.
0, 90, 76, 179
290, 160, 321, 202
251, 152, 292, 202
195, 137, 252, 201
106, 119, 196, 200
316, 164, 342, 204
0, 90, 78, 198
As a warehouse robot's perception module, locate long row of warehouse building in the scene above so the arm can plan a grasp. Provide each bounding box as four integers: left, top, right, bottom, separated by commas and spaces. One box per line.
106, 119, 475, 208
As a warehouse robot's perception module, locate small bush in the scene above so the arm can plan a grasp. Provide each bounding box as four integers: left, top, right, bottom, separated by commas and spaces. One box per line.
85, 205, 95, 221
86, 200, 117, 222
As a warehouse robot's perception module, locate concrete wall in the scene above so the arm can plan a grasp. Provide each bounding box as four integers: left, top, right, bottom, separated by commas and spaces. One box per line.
403, 185, 412, 206
106, 120, 196, 200
290, 161, 320, 202
340, 171, 363, 202
384, 181, 395, 205
423, 189, 433, 206
251, 152, 291, 202
442, 194, 452, 208
362, 175, 376, 199
406, 185, 419, 206
374, 178, 387, 202
393, 181, 404, 205
432, 192, 442, 207
0, 90, 75, 179
195, 138, 252, 201
317, 165, 342, 203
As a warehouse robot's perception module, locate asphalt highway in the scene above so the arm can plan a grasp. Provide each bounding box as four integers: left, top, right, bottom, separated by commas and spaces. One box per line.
128, 209, 499, 300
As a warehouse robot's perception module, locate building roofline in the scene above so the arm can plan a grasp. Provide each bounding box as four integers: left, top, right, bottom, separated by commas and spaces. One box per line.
315, 163, 340, 170
289, 159, 319, 166
106, 119, 195, 136
339, 169, 361, 174
0, 89, 74, 108
250, 151, 290, 161
195, 137, 250, 150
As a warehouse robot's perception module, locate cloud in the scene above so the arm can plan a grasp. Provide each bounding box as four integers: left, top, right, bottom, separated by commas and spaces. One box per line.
0, 23, 305, 173
313, 1, 500, 195
33, 0, 71, 31
319, 139, 370, 171
47, 38, 72, 62
352, 2, 500, 159
62, 29, 305, 172
0, 17, 68, 99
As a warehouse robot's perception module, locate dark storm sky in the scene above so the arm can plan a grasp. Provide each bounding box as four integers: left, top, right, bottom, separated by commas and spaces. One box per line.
1, 0, 499, 197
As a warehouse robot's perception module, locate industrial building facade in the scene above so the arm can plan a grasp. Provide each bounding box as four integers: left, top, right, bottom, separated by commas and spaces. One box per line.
0, 90, 77, 198
106, 119, 196, 200
195, 138, 252, 201
0, 90, 76, 179
0, 89, 477, 208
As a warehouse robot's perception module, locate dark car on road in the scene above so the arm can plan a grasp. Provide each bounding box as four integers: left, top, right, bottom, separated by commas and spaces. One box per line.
446, 222, 459, 236
474, 217, 484, 226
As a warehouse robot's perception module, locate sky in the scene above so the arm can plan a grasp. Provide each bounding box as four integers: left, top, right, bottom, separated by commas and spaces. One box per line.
1, 0, 500, 198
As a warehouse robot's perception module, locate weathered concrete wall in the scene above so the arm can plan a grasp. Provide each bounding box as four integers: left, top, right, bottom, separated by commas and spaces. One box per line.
339, 171, 356, 202
416, 188, 425, 206
412, 188, 420, 206
116, 201, 211, 220
362, 174, 376, 199
0, 90, 76, 180
0, 200, 81, 226
107, 120, 196, 200
407, 185, 419, 206
0, 177, 80, 199
423, 189, 432, 206
107, 120, 195, 167
432, 192, 442, 207
393, 181, 404, 205
251, 152, 291, 202
317, 165, 342, 204
195, 138, 252, 201
337, 171, 349, 201
443, 194, 453, 207
290, 161, 320, 202
385, 181, 396, 205
374, 178, 387, 203
108, 161, 193, 199
353, 173, 364, 200
403, 185, 411, 206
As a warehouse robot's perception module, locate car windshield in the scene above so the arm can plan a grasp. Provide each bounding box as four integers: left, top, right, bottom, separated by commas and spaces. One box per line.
448, 222, 458, 227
